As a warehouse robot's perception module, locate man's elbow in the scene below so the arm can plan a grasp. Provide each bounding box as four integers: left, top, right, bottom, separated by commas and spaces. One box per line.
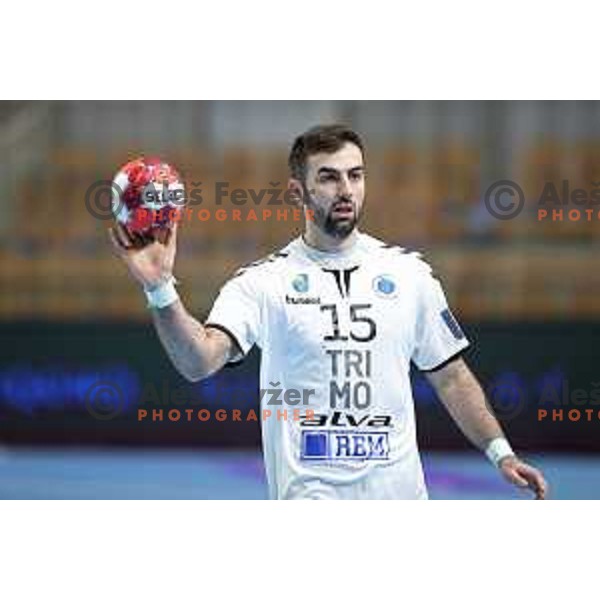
179, 360, 222, 383
181, 369, 205, 383
180, 364, 214, 382
177, 333, 232, 383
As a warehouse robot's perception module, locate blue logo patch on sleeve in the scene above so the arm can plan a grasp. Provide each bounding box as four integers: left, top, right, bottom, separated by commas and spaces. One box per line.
441, 308, 465, 340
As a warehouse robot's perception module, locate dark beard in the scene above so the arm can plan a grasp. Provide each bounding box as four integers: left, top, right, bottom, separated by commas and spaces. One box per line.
304, 190, 362, 239
323, 210, 358, 239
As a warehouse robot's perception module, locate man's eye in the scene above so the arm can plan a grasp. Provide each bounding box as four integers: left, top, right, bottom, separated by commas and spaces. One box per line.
320, 175, 337, 183
350, 172, 363, 180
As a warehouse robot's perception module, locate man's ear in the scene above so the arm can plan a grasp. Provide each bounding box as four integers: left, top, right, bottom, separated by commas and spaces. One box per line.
287, 179, 304, 207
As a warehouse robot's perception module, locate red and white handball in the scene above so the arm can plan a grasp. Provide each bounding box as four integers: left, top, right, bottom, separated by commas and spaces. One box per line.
111, 157, 185, 235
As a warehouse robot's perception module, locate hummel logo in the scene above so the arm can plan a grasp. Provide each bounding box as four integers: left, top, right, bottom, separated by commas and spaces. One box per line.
285, 294, 321, 305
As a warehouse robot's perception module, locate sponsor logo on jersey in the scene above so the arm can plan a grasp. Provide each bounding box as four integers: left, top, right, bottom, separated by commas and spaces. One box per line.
287, 274, 320, 303
292, 273, 309, 293
300, 411, 392, 427
285, 294, 321, 305
440, 308, 465, 340
301, 430, 390, 460
372, 274, 397, 298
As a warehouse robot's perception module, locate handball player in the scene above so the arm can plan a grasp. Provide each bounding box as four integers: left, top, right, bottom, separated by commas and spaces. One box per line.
109, 124, 548, 500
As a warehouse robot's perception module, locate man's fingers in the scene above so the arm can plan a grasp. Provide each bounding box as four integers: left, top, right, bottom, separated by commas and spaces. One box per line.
114, 223, 135, 248
108, 227, 129, 252
129, 229, 154, 249
521, 468, 548, 500
154, 227, 170, 245
109, 222, 172, 253
508, 463, 548, 499
139, 230, 156, 246
112, 223, 157, 250
164, 222, 178, 247
506, 468, 529, 488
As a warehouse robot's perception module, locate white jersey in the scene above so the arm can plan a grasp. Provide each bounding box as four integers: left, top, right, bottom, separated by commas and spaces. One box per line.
206, 232, 469, 499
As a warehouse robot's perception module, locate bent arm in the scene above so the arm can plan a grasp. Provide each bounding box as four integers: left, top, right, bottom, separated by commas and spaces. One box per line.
152, 299, 236, 382
425, 357, 505, 450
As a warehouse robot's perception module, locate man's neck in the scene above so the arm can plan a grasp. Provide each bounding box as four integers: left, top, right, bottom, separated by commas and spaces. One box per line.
302, 226, 359, 254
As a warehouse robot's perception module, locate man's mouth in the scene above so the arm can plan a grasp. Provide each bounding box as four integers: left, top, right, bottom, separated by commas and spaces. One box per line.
331, 203, 354, 216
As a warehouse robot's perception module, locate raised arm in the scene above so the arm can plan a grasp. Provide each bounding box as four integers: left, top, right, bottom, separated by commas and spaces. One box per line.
109, 223, 235, 381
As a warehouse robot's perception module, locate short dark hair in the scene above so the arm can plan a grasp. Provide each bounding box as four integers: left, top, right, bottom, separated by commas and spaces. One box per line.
288, 124, 366, 181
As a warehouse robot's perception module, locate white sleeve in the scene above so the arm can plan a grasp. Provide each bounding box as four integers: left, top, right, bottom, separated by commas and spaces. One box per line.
206, 271, 262, 362
411, 265, 470, 371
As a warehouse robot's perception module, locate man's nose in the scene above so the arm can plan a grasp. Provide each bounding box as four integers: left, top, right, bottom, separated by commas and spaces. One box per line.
337, 175, 353, 198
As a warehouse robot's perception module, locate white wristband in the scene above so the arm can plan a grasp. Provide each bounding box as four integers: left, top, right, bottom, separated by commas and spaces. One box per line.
485, 438, 515, 467
144, 276, 179, 309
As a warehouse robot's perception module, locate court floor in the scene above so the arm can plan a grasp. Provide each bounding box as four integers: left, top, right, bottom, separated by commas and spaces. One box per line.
0, 448, 597, 499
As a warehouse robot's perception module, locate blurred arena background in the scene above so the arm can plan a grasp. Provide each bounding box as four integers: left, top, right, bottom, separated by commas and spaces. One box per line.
1, 100, 599, 499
